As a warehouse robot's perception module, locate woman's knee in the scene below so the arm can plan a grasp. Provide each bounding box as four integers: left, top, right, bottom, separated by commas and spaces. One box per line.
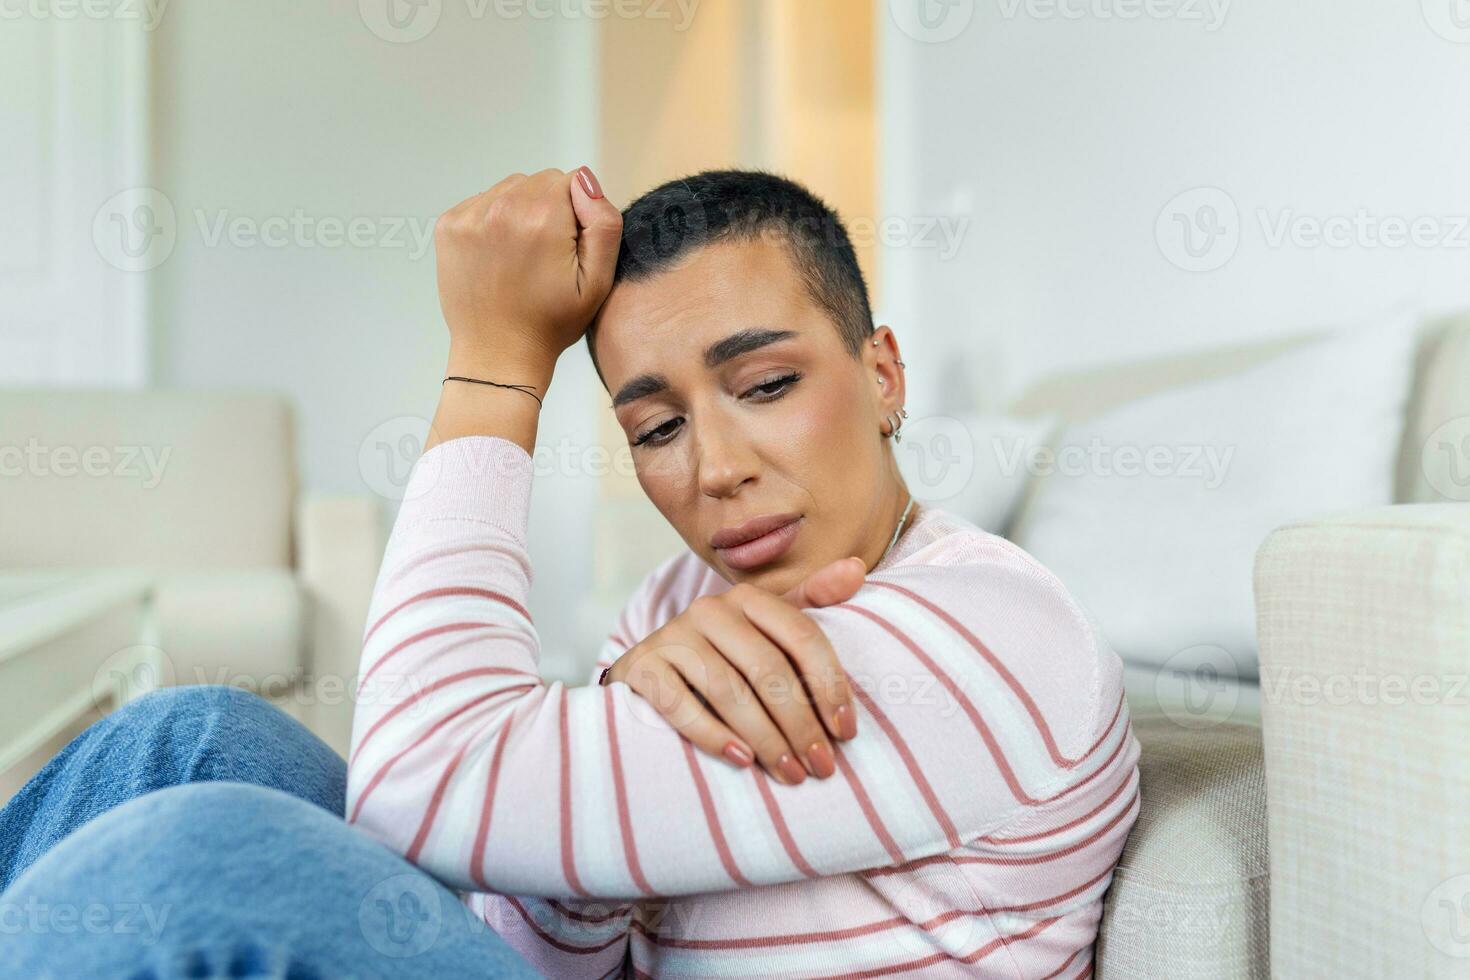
103, 684, 347, 814
3, 783, 539, 979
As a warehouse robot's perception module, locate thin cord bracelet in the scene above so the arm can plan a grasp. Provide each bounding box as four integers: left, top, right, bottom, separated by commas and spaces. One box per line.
442, 375, 544, 406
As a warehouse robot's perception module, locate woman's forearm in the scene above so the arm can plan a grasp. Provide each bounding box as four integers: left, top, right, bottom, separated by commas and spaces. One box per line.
345, 434, 1138, 901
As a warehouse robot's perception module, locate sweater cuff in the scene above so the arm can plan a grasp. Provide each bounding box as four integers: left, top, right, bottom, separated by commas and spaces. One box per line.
397, 435, 534, 541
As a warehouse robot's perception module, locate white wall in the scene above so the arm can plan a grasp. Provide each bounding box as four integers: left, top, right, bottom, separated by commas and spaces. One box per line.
1, 12, 149, 385
150, 2, 601, 678
878, 0, 1470, 415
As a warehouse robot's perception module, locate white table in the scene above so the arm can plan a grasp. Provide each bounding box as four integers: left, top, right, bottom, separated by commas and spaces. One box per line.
0, 569, 157, 773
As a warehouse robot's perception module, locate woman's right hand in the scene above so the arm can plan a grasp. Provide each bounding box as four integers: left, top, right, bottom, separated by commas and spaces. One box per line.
601, 557, 866, 785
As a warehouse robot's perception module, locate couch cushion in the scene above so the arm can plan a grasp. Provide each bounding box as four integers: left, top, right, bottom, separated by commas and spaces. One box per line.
0, 390, 294, 569
1096, 714, 1268, 979
1007, 314, 1419, 675
151, 570, 305, 688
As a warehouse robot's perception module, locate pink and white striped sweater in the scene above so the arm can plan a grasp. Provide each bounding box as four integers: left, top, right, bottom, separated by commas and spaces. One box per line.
346, 435, 1141, 979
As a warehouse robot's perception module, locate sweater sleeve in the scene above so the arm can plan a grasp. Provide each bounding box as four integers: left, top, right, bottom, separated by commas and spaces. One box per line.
346, 436, 1136, 901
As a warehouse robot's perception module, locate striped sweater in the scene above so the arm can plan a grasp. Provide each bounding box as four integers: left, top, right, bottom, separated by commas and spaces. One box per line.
346, 435, 1141, 979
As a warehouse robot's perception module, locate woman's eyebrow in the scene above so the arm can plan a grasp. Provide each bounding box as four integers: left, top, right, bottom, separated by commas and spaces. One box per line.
611, 328, 798, 408
703, 327, 797, 369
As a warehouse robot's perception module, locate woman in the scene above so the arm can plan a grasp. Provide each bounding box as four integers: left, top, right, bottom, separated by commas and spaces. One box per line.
0, 167, 1138, 979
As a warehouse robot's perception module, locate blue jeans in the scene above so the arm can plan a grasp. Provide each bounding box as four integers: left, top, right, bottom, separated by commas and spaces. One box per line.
0, 685, 540, 979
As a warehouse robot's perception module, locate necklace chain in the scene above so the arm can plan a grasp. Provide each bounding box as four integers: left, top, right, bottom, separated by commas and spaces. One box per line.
878, 494, 916, 566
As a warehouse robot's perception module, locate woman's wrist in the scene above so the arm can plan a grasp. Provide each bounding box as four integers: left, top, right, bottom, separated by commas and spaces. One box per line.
445, 340, 558, 392
426, 346, 556, 455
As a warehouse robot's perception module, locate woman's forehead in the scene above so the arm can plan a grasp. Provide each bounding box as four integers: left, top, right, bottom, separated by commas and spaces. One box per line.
594, 238, 825, 374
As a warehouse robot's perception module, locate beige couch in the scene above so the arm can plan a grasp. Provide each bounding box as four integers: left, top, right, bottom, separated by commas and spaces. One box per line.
0, 390, 384, 755
1005, 312, 1470, 977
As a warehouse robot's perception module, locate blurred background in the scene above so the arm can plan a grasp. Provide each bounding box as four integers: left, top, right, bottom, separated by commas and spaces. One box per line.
4, 1, 1469, 783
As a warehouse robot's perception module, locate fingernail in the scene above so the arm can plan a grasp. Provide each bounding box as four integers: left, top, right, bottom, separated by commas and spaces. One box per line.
576, 166, 603, 199
834, 704, 857, 740
722, 740, 753, 768
778, 753, 807, 784
807, 741, 835, 779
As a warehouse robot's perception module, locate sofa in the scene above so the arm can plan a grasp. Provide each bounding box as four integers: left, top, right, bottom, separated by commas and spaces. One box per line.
1001, 312, 1470, 977
0, 390, 384, 757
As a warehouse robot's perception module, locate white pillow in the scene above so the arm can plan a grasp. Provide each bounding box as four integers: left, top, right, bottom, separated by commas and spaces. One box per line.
1009, 313, 1420, 676
897, 413, 1056, 534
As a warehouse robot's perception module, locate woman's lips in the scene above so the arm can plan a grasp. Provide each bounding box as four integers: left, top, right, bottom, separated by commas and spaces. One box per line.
713, 516, 803, 571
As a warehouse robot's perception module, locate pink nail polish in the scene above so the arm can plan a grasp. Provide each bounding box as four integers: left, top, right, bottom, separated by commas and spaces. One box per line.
778, 754, 806, 784
834, 704, 857, 740
576, 166, 603, 199
723, 741, 753, 768
807, 741, 836, 779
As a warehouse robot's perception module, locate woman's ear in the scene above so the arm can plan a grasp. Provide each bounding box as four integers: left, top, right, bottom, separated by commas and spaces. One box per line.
867, 324, 907, 427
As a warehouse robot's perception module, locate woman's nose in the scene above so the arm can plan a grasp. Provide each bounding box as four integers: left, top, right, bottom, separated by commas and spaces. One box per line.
695, 418, 760, 499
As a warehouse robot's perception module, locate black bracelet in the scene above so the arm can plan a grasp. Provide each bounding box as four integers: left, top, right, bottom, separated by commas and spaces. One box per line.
442, 375, 544, 406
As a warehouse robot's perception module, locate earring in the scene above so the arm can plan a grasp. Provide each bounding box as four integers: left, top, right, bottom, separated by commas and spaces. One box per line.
883, 411, 905, 443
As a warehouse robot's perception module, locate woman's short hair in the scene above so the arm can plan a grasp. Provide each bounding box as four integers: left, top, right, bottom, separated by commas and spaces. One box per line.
588, 169, 875, 379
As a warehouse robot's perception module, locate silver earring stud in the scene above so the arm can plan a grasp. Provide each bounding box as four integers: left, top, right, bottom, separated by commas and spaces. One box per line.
895, 357, 906, 368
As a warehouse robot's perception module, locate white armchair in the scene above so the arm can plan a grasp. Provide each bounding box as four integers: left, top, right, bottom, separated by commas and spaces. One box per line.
0, 390, 384, 757
1255, 503, 1470, 977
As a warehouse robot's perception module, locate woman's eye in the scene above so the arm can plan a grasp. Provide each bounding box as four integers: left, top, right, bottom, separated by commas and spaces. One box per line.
743, 372, 801, 401
633, 417, 682, 447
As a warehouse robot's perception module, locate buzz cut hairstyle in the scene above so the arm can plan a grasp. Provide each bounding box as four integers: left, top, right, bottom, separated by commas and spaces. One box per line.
586, 169, 875, 383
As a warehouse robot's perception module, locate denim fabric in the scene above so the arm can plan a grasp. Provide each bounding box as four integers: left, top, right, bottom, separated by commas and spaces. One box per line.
0, 686, 539, 979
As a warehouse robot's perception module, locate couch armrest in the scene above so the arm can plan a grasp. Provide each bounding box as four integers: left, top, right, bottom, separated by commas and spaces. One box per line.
1254, 504, 1470, 978
295, 494, 385, 755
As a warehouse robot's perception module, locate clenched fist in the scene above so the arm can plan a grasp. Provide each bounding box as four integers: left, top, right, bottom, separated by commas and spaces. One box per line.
434, 166, 622, 378
425, 166, 621, 453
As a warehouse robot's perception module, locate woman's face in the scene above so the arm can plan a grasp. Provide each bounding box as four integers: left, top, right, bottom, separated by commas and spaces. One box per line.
591, 236, 908, 596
